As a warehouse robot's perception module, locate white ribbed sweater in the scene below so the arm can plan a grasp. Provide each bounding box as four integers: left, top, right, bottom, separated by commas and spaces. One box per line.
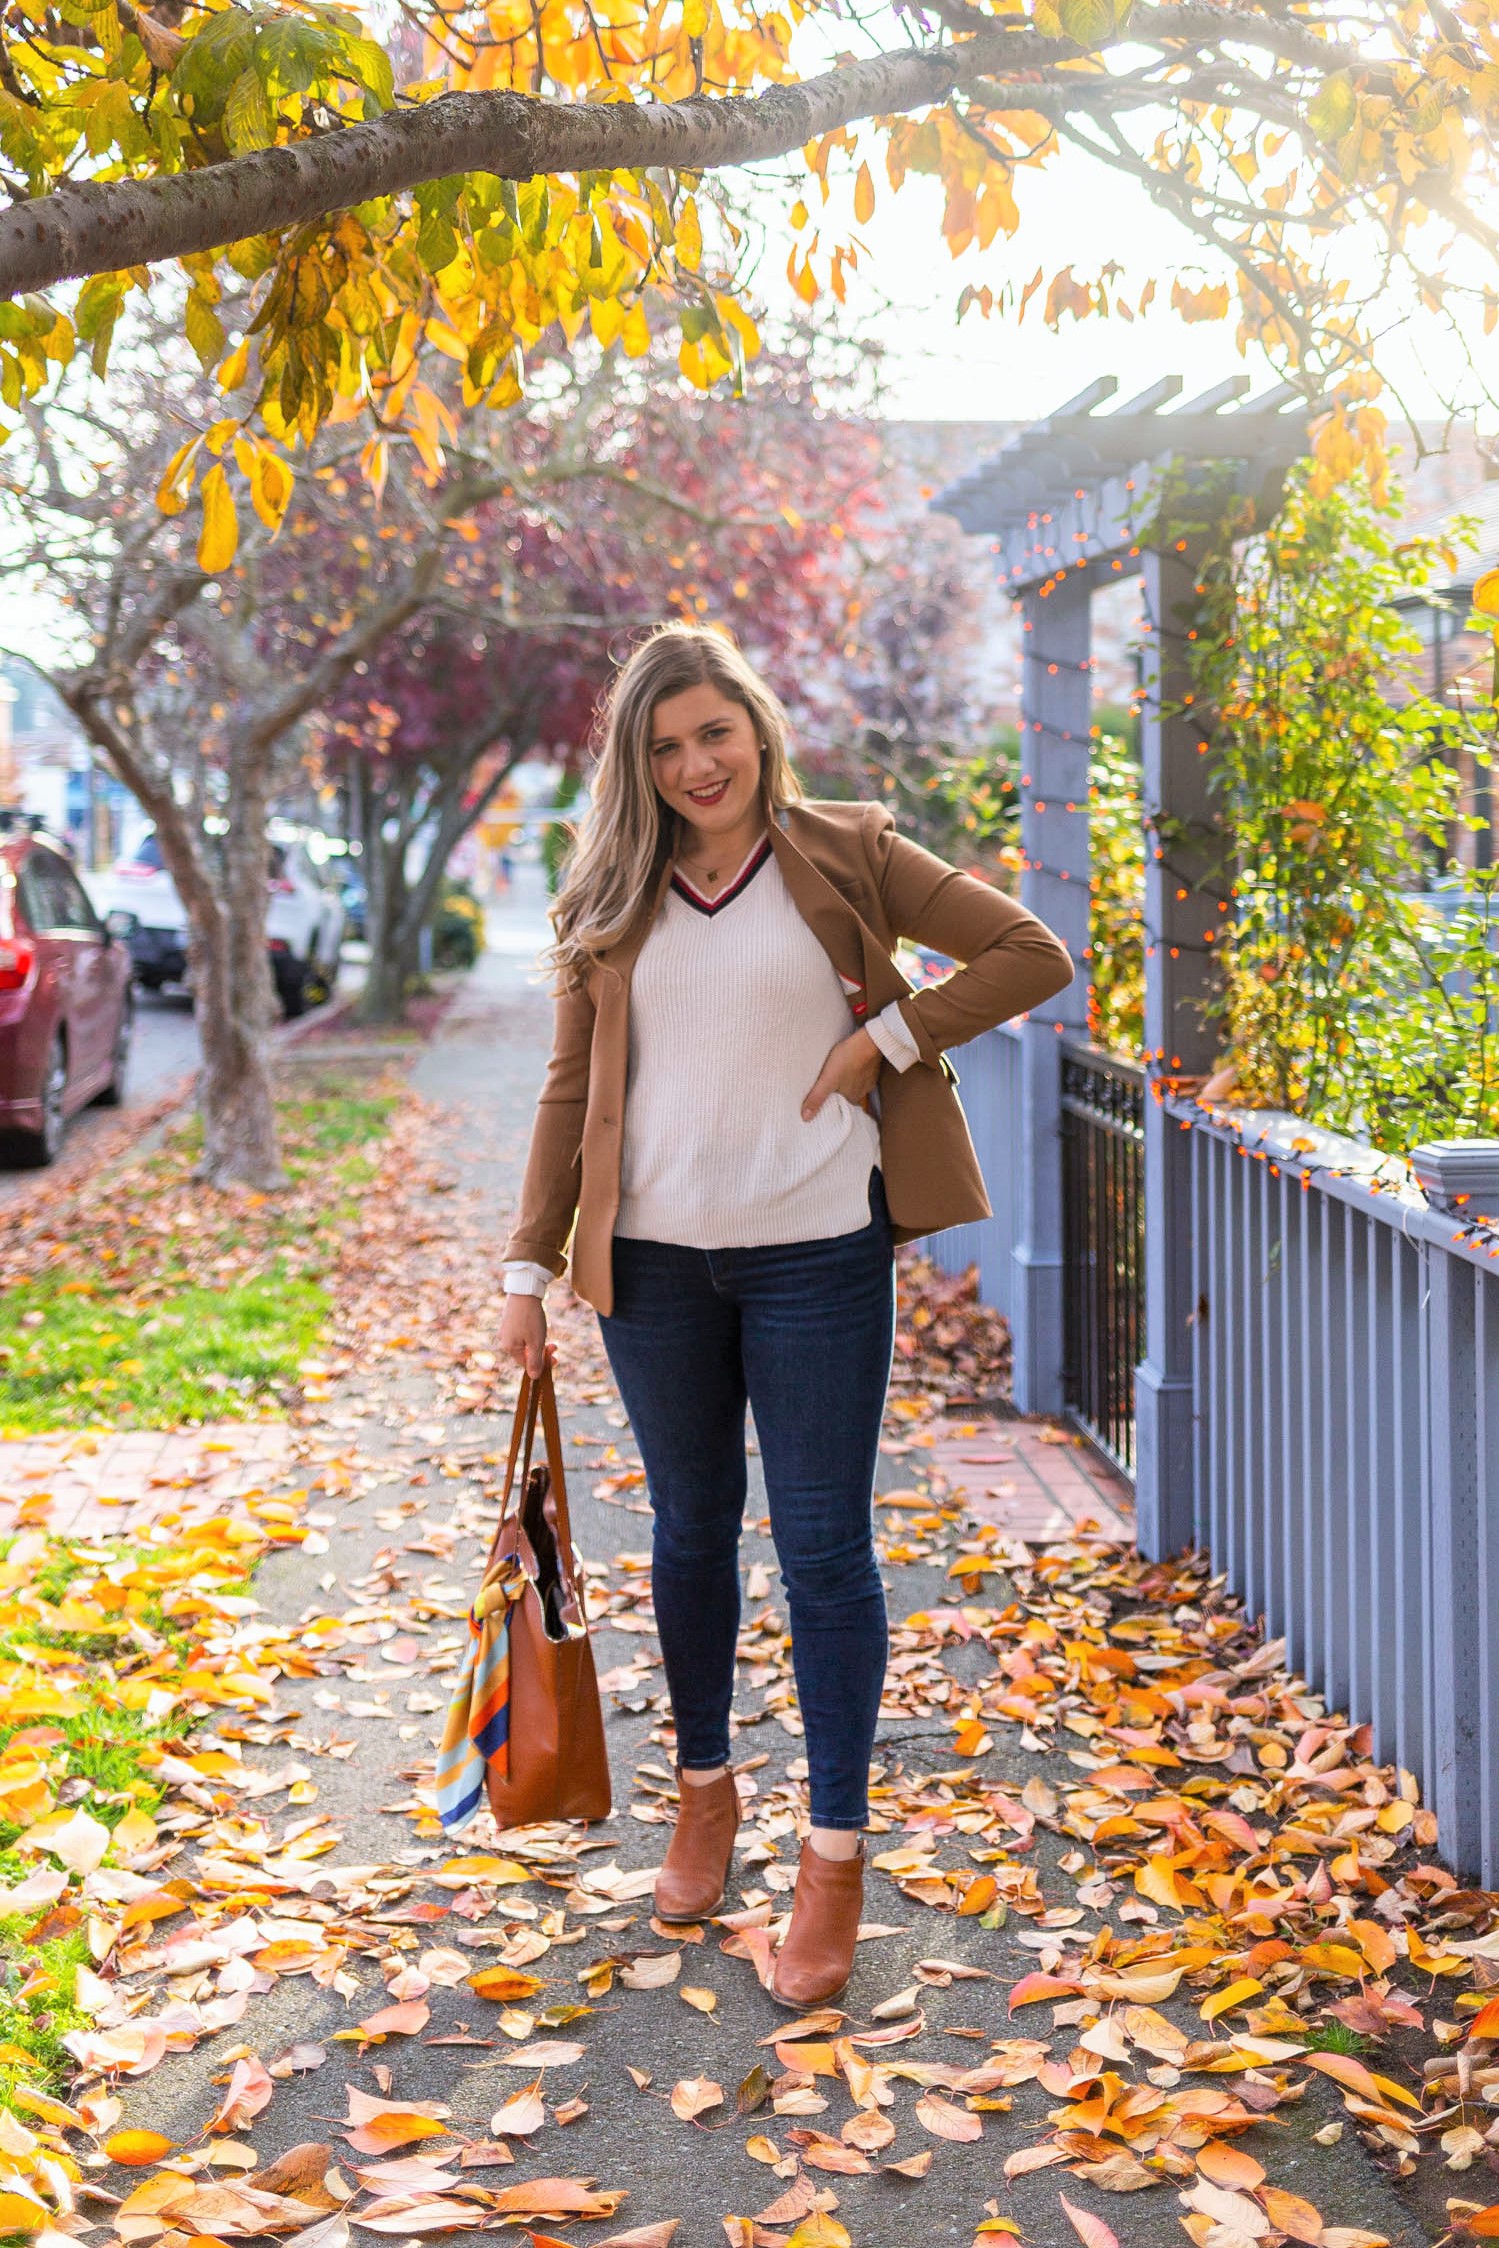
503, 843, 919, 1289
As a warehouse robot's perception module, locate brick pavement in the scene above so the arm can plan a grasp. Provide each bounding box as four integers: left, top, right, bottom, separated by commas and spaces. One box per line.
918, 1410, 1135, 1540
0, 1421, 295, 1537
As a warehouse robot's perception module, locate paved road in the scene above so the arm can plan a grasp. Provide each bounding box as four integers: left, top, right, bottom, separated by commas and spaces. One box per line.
0, 960, 364, 1196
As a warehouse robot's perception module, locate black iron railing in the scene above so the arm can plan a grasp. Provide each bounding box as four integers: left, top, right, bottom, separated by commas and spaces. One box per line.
1061, 1041, 1145, 1474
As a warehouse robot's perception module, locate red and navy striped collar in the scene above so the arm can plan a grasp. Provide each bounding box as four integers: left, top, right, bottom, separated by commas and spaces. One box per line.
670, 835, 772, 916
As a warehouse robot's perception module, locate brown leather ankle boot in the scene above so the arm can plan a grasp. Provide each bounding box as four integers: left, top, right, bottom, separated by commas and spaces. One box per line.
769, 1839, 864, 2008
654, 1768, 740, 1923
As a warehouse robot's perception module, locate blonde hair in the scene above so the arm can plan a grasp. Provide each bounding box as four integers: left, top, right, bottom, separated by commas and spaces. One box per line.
548, 622, 801, 988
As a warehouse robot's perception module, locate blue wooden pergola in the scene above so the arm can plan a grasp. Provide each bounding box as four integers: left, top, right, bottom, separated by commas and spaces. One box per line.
932, 374, 1321, 1553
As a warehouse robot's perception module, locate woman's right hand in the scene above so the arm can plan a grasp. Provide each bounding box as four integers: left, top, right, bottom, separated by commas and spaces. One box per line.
500, 1293, 550, 1380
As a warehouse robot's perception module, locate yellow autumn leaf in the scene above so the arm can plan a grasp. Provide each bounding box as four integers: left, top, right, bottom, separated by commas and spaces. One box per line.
249, 448, 293, 531
676, 196, 702, 270
1200, 1976, 1263, 2021
1473, 566, 1499, 619
155, 434, 201, 518
853, 161, 875, 224
786, 2219, 850, 2248
197, 463, 238, 574
620, 302, 651, 357
0, 2194, 48, 2235
1134, 1856, 1183, 1912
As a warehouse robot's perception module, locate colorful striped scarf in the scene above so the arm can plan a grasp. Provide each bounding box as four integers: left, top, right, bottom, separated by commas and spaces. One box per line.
435, 1552, 530, 1833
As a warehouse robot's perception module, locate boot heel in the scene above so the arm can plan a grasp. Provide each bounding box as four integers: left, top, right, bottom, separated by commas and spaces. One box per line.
770, 1839, 864, 2009
654, 1768, 740, 1923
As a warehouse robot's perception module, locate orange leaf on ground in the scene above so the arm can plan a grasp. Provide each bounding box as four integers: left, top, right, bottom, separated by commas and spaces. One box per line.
106, 2130, 177, 2166
915, 2092, 982, 2142
1259, 2186, 1325, 2243
1007, 1972, 1080, 2011
1059, 2196, 1121, 2248
669, 2078, 723, 2122
490, 2082, 546, 2137
488, 2181, 627, 2219
467, 1969, 544, 2002
344, 2117, 451, 2155
1196, 2143, 1265, 2190
356, 2001, 430, 2038
211, 2056, 274, 2134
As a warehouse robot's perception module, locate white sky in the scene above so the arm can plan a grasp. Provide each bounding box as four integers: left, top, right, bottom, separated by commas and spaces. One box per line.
742, 128, 1499, 438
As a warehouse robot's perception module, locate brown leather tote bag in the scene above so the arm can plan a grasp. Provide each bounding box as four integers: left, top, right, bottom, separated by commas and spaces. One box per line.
483, 1366, 611, 1827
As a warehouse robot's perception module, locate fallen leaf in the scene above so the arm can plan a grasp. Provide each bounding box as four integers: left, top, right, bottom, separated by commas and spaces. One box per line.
44, 1807, 112, 1875
356, 2001, 430, 2039
619, 1953, 681, 1990
468, 1969, 544, 2003
1004, 2147, 1069, 2180
914, 2092, 981, 2143
1259, 2186, 1325, 2244
490, 2081, 547, 2137
106, 2131, 177, 2166
597, 2230, 682, 2248
681, 1987, 718, 2015
670, 2077, 724, 2122
488, 2181, 627, 2219
1197, 2144, 1265, 2191
785, 2219, 849, 2248
353, 2198, 485, 2233
1070, 2153, 1157, 2193
211, 2055, 274, 2134
1059, 2196, 1121, 2248
344, 2116, 451, 2156
1008, 1972, 1080, 2011
883, 2151, 933, 2179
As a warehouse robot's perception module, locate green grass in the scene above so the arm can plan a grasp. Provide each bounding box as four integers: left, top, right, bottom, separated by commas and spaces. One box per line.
0, 1081, 397, 1433
0, 1271, 328, 1432
1304, 2019, 1373, 2055
0, 1926, 94, 2090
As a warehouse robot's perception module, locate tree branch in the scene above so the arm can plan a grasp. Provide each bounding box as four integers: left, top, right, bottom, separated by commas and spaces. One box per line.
0, 5, 1388, 294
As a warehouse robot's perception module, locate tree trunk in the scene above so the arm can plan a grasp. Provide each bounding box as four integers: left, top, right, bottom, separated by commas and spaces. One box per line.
62, 681, 286, 1189
356, 774, 417, 1026
191, 744, 284, 1188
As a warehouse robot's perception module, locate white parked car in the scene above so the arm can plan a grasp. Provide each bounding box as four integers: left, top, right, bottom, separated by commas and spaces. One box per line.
88, 826, 345, 1018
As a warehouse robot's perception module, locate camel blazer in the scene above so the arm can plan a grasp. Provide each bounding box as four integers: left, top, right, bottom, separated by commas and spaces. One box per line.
504, 798, 1074, 1315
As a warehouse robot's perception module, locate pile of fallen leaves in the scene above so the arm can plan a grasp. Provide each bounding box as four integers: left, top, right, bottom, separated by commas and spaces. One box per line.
891, 1255, 1011, 1408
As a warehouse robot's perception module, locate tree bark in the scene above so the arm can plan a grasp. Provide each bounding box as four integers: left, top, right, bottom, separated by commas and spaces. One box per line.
355, 771, 416, 1027
193, 735, 284, 1189
59, 677, 287, 1189
354, 747, 523, 1025
0, 3, 1387, 296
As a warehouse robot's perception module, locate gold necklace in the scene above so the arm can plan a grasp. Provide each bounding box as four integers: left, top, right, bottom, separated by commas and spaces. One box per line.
678, 831, 764, 889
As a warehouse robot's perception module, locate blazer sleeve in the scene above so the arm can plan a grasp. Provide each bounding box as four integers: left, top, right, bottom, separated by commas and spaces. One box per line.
502, 976, 595, 1275
863, 802, 1074, 1064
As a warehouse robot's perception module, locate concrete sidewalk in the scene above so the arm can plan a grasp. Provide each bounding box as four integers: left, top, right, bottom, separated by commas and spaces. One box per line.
90, 930, 1432, 2248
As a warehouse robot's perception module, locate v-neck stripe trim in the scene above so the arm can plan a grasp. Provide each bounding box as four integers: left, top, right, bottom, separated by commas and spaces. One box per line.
670, 836, 772, 917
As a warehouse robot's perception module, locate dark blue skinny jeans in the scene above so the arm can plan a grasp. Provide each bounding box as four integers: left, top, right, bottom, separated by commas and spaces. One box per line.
598, 1176, 895, 1829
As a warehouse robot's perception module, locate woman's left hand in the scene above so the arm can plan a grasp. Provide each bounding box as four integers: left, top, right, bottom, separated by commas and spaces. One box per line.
802, 1028, 882, 1122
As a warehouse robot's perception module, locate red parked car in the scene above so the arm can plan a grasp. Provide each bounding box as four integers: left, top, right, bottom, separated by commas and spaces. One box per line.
0, 815, 134, 1165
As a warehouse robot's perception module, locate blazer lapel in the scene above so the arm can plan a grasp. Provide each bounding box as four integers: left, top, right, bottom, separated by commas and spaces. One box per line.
771, 811, 912, 1020
768, 816, 868, 998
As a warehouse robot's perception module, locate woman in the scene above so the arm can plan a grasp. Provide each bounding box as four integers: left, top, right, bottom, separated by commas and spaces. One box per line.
499, 622, 1072, 2007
